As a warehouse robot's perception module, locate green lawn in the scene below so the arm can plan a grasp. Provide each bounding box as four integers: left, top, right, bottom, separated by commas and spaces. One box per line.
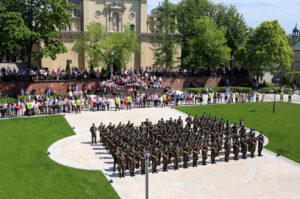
0, 115, 119, 199
176, 102, 300, 163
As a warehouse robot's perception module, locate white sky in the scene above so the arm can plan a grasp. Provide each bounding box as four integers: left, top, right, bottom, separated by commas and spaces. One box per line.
147, 0, 300, 34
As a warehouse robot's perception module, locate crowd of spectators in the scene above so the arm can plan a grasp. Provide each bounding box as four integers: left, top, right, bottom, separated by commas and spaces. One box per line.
1, 85, 293, 119
0, 65, 249, 82
99, 73, 163, 96
0, 66, 102, 81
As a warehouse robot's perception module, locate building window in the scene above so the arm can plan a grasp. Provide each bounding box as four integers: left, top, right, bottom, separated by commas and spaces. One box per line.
130, 24, 135, 31
112, 12, 119, 32
129, 12, 135, 20
95, 11, 101, 18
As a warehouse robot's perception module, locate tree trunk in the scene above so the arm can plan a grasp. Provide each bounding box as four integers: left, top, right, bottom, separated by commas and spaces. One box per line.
26, 42, 33, 67
230, 60, 233, 70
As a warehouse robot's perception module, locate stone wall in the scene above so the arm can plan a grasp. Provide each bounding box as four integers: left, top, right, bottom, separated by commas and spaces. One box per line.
0, 75, 249, 96
161, 75, 249, 89
161, 77, 222, 89
0, 80, 102, 96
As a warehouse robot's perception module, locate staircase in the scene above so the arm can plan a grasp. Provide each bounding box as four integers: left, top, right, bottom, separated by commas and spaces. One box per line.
95, 86, 165, 98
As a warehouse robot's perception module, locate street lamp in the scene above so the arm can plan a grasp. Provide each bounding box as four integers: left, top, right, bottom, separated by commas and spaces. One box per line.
273, 76, 281, 113
110, 51, 114, 78
144, 152, 150, 199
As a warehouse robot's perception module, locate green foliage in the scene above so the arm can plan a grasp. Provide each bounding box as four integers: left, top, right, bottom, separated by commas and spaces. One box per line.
182, 88, 205, 94
211, 5, 248, 60
182, 87, 252, 93
177, 0, 246, 69
177, 0, 215, 68
1, 0, 73, 65
265, 82, 275, 87
17, 93, 68, 101
176, 102, 300, 163
282, 71, 300, 85
0, 5, 30, 58
0, 116, 120, 199
151, 0, 178, 69
259, 87, 274, 93
191, 17, 231, 68
237, 20, 294, 80
73, 22, 140, 71
0, 98, 17, 103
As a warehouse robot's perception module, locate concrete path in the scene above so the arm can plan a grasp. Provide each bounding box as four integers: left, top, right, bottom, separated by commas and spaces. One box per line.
48, 97, 300, 199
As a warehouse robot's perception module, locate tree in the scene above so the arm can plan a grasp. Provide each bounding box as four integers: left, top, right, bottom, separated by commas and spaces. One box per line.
177, 0, 215, 69
0, 5, 30, 61
191, 17, 231, 69
237, 20, 294, 80
151, 0, 178, 70
72, 22, 140, 72
2, 0, 74, 66
211, 4, 248, 67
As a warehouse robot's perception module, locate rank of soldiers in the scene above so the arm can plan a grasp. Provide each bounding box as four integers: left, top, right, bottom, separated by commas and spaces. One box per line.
90, 113, 264, 178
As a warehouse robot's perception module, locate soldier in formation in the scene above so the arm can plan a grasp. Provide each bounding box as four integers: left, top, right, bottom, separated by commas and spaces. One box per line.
91, 113, 264, 177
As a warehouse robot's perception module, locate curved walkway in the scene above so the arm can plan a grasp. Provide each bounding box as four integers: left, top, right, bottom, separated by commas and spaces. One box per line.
48, 96, 300, 199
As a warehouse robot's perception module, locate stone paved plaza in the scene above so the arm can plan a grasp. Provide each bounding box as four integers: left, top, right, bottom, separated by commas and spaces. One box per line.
48, 96, 300, 199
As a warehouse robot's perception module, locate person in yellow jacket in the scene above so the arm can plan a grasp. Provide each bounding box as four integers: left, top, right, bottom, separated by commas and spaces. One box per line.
256, 92, 260, 102
76, 98, 81, 114
207, 92, 212, 104
235, 92, 239, 103
26, 101, 31, 116
288, 90, 292, 103
162, 94, 167, 107
115, 96, 120, 111
280, 90, 284, 101
127, 95, 132, 110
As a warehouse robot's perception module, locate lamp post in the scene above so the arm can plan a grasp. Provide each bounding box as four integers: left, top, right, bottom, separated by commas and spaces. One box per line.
110, 51, 114, 78
273, 84, 276, 113
144, 152, 150, 199
273, 76, 280, 113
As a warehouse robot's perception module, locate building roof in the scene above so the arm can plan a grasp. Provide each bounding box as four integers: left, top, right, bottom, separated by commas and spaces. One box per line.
293, 26, 299, 32
292, 41, 300, 51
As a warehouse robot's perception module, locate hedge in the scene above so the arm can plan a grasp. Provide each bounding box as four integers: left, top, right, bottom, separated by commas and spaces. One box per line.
17, 93, 69, 101
182, 87, 252, 93
259, 87, 292, 93
0, 98, 18, 103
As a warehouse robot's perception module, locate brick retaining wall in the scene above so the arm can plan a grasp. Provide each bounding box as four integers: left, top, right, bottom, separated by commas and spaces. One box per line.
0, 75, 249, 96
0, 80, 102, 96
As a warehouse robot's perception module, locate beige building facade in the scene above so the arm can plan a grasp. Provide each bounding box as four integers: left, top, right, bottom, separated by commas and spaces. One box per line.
41, 0, 180, 71
291, 25, 300, 71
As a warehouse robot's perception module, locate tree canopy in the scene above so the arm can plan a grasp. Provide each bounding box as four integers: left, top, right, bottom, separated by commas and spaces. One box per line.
237, 20, 294, 80
151, 0, 179, 70
72, 22, 140, 72
176, 0, 247, 69
0, 5, 30, 61
1, 0, 73, 65
187, 17, 231, 69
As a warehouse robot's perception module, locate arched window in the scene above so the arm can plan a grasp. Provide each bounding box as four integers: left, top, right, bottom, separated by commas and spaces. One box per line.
130, 24, 135, 31
112, 13, 119, 32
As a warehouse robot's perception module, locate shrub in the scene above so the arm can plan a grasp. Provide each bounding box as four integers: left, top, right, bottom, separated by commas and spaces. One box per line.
259, 87, 274, 93
0, 98, 17, 103
265, 82, 275, 87
235, 87, 252, 92
182, 87, 252, 93
17, 93, 69, 101
17, 95, 36, 101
